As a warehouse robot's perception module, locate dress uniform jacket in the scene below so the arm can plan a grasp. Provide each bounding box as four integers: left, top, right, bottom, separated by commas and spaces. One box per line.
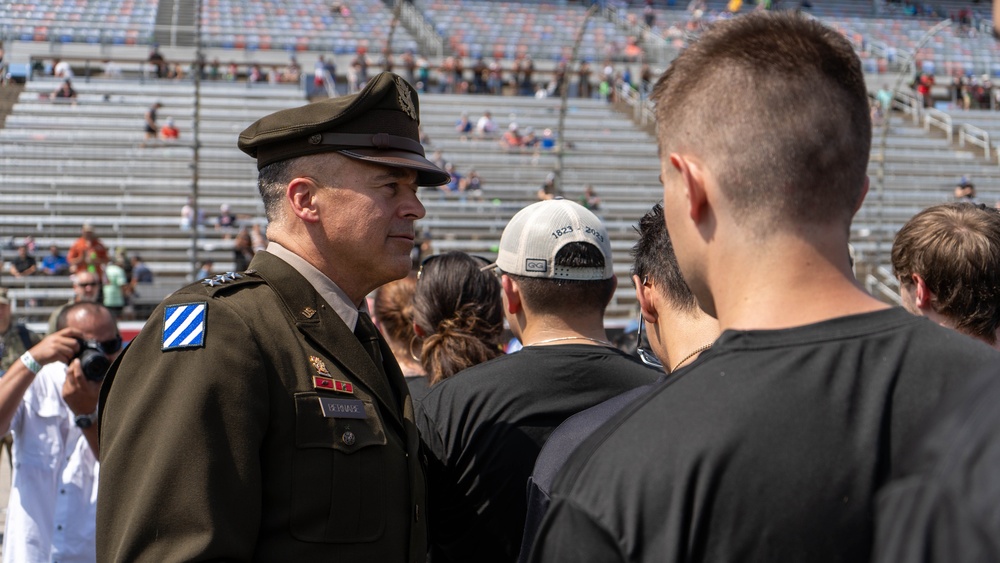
97, 251, 426, 562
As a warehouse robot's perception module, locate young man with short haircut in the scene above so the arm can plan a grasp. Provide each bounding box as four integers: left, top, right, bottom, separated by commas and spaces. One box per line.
529, 12, 1000, 562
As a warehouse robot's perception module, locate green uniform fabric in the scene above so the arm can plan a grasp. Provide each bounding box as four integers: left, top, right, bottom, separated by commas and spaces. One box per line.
1, 323, 43, 373
97, 251, 427, 561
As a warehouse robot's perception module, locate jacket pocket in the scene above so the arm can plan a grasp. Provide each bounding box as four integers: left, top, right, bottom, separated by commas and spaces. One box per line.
290, 392, 388, 543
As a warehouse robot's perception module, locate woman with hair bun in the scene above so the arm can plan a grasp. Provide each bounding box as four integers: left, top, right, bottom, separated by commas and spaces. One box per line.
412, 252, 505, 387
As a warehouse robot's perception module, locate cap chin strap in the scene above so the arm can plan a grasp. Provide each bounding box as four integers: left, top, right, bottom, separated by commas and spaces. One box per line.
310, 132, 426, 156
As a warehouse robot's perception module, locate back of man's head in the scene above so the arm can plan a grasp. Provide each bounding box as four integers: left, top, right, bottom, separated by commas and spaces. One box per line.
891, 202, 1000, 344
652, 11, 871, 233
631, 203, 697, 314
491, 199, 616, 316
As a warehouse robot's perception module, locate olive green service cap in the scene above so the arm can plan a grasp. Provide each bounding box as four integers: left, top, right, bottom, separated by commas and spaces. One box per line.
238, 72, 450, 186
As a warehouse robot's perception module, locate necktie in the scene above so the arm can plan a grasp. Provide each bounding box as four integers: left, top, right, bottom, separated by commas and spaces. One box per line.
354, 311, 385, 374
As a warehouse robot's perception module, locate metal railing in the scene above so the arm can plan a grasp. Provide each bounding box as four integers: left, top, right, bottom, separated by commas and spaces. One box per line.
958, 123, 992, 160
396, 0, 443, 58
864, 265, 902, 306
923, 108, 953, 142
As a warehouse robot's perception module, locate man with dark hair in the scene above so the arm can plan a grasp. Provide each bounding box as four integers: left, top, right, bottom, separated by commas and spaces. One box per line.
415, 199, 658, 563
892, 202, 1000, 349
0, 302, 119, 563
530, 12, 1000, 562
98, 73, 449, 561
518, 203, 719, 561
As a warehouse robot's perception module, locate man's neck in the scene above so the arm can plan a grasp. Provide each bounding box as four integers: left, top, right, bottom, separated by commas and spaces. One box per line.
708, 234, 887, 331
517, 314, 611, 347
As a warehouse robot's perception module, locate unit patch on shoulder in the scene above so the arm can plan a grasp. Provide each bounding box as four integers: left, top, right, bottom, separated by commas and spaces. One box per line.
162, 302, 207, 350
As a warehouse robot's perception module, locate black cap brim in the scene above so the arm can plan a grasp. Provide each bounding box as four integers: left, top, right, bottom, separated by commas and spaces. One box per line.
339, 148, 451, 187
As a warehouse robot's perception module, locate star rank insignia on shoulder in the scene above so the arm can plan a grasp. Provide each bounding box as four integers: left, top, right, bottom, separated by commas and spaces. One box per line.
201, 271, 244, 287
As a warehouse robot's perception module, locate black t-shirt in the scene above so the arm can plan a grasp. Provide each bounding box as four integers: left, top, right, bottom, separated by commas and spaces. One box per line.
12, 255, 36, 274
874, 364, 1000, 562
415, 344, 659, 563
530, 309, 1000, 563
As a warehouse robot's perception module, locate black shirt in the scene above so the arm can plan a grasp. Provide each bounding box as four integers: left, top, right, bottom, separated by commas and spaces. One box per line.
530, 309, 1000, 563
415, 344, 658, 563
874, 363, 1000, 562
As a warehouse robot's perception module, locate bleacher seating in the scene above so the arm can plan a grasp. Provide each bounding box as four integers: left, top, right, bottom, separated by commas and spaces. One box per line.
0, 0, 157, 45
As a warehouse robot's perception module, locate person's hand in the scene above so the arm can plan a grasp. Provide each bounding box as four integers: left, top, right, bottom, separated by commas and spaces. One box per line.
62, 358, 102, 417
28, 328, 82, 367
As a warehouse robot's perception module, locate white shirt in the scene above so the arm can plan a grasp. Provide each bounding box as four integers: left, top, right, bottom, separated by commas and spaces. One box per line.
53, 61, 74, 78
4, 362, 98, 563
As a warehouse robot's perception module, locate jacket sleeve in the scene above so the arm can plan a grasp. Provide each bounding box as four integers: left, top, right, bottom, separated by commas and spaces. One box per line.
97, 295, 270, 562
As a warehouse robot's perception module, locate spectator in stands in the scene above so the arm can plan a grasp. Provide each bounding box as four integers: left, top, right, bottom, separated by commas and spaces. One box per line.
463, 169, 484, 202
537, 172, 562, 201
954, 175, 976, 201
439, 163, 464, 198
250, 223, 267, 253
48, 271, 102, 334
522, 127, 539, 149
52, 58, 73, 79
455, 111, 473, 140
215, 203, 238, 236
196, 260, 213, 280
540, 128, 556, 150
143, 102, 162, 145
372, 273, 427, 390
248, 64, 263, 84
8, 245, 37, 278
102, 59, 122, 79
351, 50, 369, 87
0, 302, 120, 563
579, 184, 601, 211
127, 255, 153, 296
49, 79, 77, 103
103, 256, 129, 318
40, 245, 69, 276
502, 122, 525, 149
416, 199, 658, 563
148, 45, 167, 78
578, 61, 592, 99
411, 252, 504, 388
232, 227, 255, 271
0, 287, 43, 373
283, 56, 301, 83
180, 197, 204, 231
529, 12, 1000, 563
475, 110, 498, 138
892, 202, 1000, 350
159, 117, 179, 141
67, 223, 109, 279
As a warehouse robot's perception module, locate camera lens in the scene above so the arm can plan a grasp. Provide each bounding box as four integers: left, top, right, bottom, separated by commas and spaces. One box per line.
79, 347, 110, 382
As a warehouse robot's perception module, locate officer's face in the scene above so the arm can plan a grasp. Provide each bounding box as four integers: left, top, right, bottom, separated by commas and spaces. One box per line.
312, 156, 425, 296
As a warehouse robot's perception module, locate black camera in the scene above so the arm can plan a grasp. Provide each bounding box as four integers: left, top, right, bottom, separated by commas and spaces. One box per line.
76, 339, 112, 382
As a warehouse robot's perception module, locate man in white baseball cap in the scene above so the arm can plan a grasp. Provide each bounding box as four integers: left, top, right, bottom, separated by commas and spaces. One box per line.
414, 198, 658, 563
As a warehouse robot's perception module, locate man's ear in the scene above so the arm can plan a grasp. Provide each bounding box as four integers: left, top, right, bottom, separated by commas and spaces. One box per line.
633, 275, 658, 322
287, 177, 321, 223
912, 273, 936, 311
502, 275, 522, 315
670, 153, 709, 224
853, 176, 870, 215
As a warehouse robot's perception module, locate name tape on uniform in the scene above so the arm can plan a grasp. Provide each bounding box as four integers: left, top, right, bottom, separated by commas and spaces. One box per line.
162, 302, 207, 350
318, 398, 367, 419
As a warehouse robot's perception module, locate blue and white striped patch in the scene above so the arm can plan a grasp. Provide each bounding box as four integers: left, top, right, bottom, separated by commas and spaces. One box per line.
162, 302, 207, 350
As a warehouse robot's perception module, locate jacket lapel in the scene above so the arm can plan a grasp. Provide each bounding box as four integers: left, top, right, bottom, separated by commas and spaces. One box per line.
248, 252, 402, 428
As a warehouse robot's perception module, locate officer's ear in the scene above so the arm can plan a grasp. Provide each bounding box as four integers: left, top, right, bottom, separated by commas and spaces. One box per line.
286, 177, 321, 223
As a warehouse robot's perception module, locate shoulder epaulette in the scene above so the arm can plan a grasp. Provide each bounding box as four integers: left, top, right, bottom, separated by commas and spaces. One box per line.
196, 270, 266, 296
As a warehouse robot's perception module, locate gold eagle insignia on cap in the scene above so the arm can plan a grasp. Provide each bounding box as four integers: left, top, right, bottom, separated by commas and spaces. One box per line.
396, 76, 418, 121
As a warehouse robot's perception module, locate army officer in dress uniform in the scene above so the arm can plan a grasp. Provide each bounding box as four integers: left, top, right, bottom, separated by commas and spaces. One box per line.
96, 72, 450, 562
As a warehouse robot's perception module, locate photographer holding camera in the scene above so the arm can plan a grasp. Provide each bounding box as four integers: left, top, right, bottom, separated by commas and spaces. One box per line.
0, 302, 120, 563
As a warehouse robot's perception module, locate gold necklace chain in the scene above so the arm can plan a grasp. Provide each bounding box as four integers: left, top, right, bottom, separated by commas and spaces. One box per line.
525, 336, 614, 347
670, 343, 713, 373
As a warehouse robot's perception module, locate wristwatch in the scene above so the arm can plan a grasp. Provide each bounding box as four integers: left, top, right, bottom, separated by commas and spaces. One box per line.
74, 412, 97, 429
